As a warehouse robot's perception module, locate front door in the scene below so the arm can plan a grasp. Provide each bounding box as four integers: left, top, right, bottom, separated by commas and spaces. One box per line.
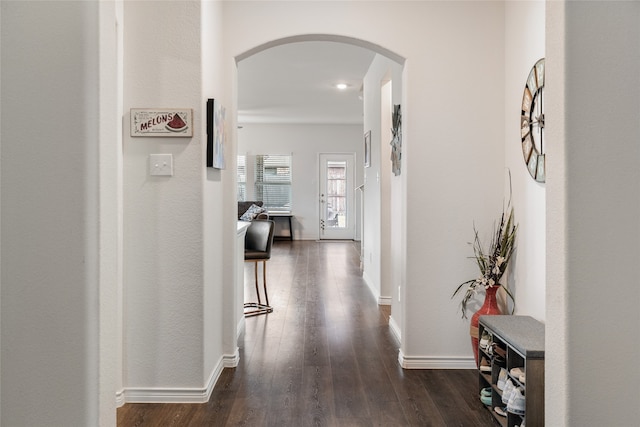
319, 153, 355, 240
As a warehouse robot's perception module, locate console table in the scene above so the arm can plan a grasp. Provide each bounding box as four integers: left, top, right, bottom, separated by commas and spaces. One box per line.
268, 212, 294, 240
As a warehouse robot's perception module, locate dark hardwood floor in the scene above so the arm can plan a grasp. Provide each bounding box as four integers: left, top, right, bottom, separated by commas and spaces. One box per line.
118, 241, 496, 426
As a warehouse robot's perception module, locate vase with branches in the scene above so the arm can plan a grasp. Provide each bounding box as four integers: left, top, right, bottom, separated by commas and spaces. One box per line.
452, 202, 517, 365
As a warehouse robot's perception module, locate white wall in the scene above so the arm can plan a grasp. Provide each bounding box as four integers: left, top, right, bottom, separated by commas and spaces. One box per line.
7, 1, 640, 423
362, 61, 382, 299
504, 1, 545, 320
547, 1, 640, 423
202, 0, 238, 384
224, 1, 506, 368
389, 83, 406, 342
99, 0, 124, 418
122, 1, 228, 401
1, 1, 104, 424
361, 55, 403, 306
398, 3, 506, 366
238, 124, 363, 240
6, 2, 639, 423
381, 80, 393, 305
0, 4, 3, 419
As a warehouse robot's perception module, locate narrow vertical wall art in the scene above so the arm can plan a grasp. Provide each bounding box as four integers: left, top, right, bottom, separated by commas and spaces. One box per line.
390, 104, 402, 176
207, 98, 226, 169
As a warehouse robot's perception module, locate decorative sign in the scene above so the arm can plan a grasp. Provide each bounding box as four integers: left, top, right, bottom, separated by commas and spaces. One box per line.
130, 108, 193, 137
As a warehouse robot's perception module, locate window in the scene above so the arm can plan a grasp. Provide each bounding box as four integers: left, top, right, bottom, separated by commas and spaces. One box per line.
326, 161, 347, 227
236, 154, 292, 211
255, 154, 292, 211
237, 155, 246, 201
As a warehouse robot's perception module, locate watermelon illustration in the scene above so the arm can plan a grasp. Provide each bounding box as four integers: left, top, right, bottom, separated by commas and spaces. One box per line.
166, 113, 187, 132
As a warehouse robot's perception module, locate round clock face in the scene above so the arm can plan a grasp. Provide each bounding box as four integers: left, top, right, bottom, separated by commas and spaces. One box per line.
521, 58, 545, 183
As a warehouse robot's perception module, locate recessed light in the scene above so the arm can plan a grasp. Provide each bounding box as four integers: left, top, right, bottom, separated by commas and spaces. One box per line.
335, 83, 349, 90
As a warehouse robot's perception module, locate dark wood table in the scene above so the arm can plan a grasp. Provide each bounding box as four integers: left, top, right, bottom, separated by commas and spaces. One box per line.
268, 212, 294, 240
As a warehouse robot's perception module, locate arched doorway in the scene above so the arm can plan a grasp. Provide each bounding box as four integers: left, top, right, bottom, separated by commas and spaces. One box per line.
233, 34, 406, 354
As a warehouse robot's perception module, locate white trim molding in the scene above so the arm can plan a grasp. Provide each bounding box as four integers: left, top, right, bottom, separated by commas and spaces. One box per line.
123, 386, 212, 404
224, 348, 240, 368
120, 351, 238, 403
378, 295, 392, 305
398, 350, 476, 370
115, 389, 125, 408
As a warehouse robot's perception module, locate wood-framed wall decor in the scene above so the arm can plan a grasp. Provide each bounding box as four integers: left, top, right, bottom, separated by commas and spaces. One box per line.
206, 98, 226, 169
520, 58, 545, 183
390, 104, 402, 176
130, 108, 193, 137
364, 130, 371, 168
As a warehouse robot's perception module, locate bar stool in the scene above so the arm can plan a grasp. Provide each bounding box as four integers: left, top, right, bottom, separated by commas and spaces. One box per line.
243, 219, 275, 317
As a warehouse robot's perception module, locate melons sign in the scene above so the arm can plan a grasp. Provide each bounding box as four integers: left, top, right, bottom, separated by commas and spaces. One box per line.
131, 109, 193, 137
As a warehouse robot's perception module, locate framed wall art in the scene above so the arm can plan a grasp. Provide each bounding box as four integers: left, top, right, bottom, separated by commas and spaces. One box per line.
390, 104, 402, 176
206, 98, 226, 169
130, 108, 193, 137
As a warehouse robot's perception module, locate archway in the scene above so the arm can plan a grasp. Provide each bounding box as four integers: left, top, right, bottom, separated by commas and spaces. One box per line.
231, 34, 406, 357
235, 34, 405, 65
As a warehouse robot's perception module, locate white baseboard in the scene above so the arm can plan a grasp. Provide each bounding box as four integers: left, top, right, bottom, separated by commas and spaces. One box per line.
224, 347, 240, 368
120, 351, 237, 403
388, 315, 401, 342
362, 272, 392, 307
122, 384, 212, 404
398, 349, 476, 369
378, 296, 392, 305
116, 389, 125, 408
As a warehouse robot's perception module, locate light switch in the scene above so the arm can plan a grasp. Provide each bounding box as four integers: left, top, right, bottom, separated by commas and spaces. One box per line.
149, 154, 173, 176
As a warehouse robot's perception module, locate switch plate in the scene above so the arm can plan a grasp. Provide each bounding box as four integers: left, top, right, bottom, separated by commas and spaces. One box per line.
149, 154, 173, 176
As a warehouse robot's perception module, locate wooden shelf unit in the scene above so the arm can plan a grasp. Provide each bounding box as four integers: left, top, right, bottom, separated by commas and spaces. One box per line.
478, 315, 545, 427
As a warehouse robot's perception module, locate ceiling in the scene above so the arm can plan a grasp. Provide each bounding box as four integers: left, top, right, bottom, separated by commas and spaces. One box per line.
237, 41, 376, 125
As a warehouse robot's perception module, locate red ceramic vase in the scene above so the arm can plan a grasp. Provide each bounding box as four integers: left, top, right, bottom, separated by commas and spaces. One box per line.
470, 285, 501, 367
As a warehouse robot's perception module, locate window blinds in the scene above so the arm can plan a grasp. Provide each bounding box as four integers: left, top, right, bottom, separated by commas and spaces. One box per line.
237, 155, 246, 201
255, 154, 292, 211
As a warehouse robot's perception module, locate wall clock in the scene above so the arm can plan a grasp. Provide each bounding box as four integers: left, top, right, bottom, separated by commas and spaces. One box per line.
521, 58, 545, 183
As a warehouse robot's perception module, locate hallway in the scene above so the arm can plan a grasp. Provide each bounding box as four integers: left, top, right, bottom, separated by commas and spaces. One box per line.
118, 241, 495, 426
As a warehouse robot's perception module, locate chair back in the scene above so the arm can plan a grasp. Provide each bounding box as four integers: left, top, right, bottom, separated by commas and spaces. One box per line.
244, 220, 275, 260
